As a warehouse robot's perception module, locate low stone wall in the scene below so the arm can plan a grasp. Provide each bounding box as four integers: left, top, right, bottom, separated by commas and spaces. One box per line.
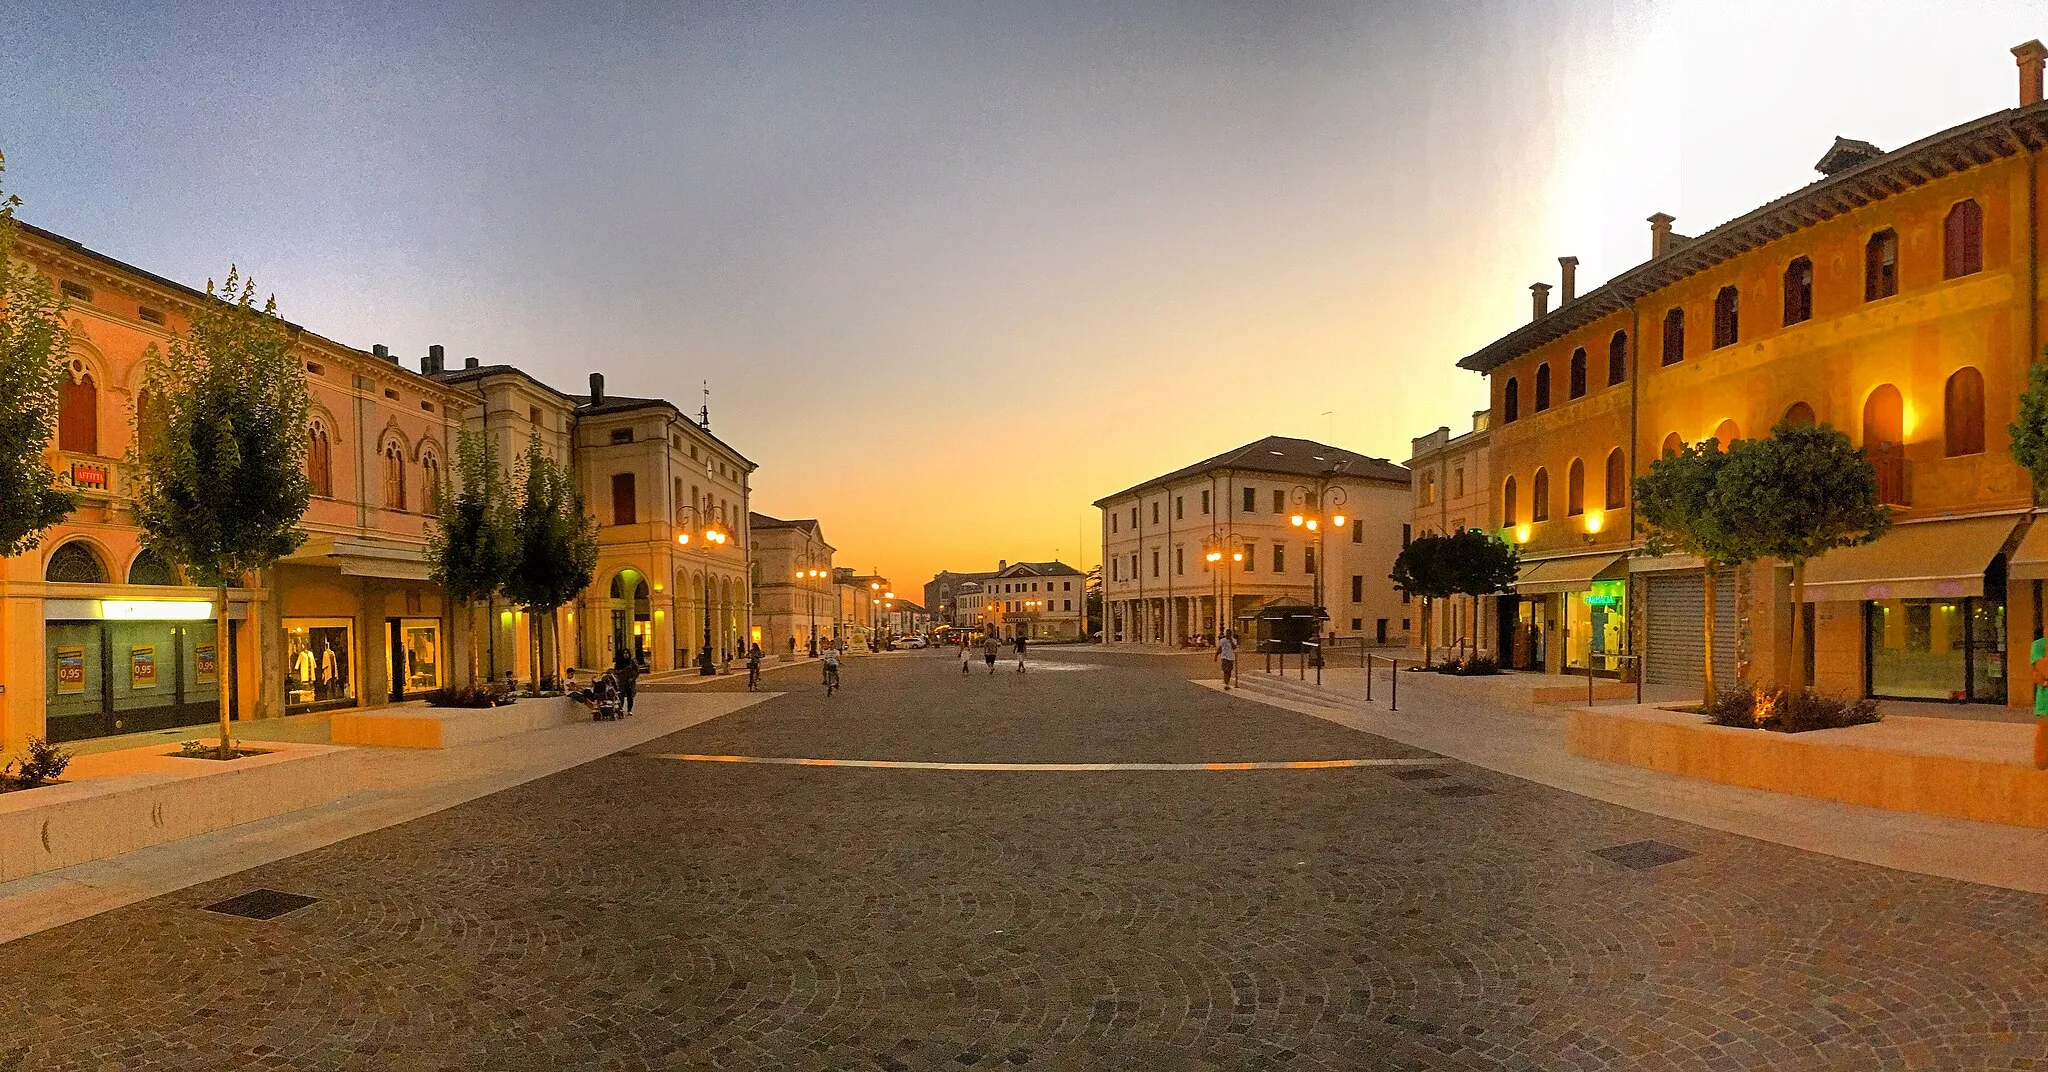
0, 740, 362, 883
1566, 705, 2048, 829
331, 696, 579, 749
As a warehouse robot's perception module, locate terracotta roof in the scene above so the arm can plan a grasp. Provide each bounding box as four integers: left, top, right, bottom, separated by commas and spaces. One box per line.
1094, 435, 1410, 505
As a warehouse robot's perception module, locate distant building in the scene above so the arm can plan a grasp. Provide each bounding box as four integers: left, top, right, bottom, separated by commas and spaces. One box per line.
750, 513, 836, 655
1407, 412, 1496, 657
955, 561, 1086, 640
1095, 436, 1412, 646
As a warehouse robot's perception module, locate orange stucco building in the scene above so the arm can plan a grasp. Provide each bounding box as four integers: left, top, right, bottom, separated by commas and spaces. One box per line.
1457, 41, 2048, 711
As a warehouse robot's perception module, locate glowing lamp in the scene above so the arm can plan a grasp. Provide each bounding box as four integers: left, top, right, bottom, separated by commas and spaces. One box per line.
1515, 524, 1532, 544
1232, 551, 1243, 562
677, 533, 691, 545
1290, 514, 1305, 527
1583, 512, 1604, 534
1305, 519, 1319, 532
101, 599, 212, 621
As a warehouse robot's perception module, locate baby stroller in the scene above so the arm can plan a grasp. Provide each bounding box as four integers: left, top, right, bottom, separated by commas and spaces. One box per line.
580, 671, 626, 721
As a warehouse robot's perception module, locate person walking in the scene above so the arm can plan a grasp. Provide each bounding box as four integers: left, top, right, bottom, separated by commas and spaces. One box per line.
959, 636, 972, 675
983, 633, 1000, 675
1013, 632, 1028, 673
746, 643, 763, 691
1217, 629, 1239, 690
822, 642, 841, 694
612, 648, 640, 714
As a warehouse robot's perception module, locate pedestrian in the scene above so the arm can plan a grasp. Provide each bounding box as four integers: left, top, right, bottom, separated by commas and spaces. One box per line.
960, 637, 971, 675
1013, 632, 1027, 673
1217, 629, 1238, 690
747, 643, 763, 691
983, 633, 1000, 675
612, 648, 640, 714
822, 642, 842, 694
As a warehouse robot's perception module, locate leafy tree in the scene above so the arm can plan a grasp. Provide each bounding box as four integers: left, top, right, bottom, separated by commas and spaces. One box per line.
0, 150, 77, 555
133, 268, 311, 756
1713, 421, 1890, 691
504, 435, 597, 689
1391, 533, 1458, 666
1442, 529, 1517, 663
2009, 351, 2048, 501
1634, 439, 1741, 702
426, 428, 517, 687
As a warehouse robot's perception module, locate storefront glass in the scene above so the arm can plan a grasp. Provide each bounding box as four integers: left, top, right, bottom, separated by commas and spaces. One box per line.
1563, 580, 1628, 673
46, 618, 219, 742
286, 618, 355, 711
1512, 599, 1546, 671
395, 619, 440, 697
1866, 597, 2005, 703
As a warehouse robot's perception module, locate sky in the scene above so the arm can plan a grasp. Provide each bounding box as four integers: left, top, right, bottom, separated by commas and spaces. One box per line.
3, 0, 2042, 592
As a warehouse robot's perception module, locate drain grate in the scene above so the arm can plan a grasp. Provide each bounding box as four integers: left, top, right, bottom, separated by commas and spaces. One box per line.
1593, 840, 1695, 870
1424, 784, 1493, 798
1388, 768, 1449, 781
203, 889, 320, 920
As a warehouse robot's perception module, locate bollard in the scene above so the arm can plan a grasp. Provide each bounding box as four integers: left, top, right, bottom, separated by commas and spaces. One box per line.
1390, 657, 1398, 712
1365, 653, 1373, 702
1588, 655, 1596, 707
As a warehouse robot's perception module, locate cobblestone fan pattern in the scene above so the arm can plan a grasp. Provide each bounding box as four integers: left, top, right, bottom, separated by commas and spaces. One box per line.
2, 649, 2045, 1070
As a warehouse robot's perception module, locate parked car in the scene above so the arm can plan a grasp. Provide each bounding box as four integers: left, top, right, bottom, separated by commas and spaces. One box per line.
896, 635, 929, 649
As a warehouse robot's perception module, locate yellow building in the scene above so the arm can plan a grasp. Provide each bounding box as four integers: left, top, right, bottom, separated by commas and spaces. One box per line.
1407, 412, 1497, 657
1457, 41, 2048, 709
750, 513, 836, 656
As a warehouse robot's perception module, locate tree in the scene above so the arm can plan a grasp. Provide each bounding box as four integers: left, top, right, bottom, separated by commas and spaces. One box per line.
2009, 351, 2048, 501
1390, 533, 1458, 666
1442, 529, 1518, 663
504, 435, 597, 689
133, 268, 311, 756
426, 428, 517, 687
0, 150, 77, 556
1634, 439, 1741, 703
1713, 421, 1890, 692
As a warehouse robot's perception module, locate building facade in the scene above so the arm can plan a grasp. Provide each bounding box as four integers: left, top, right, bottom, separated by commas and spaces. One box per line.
959, 561, 1086, 640
1095, 436, 1413, 647
1407, 413, 1497, 657
750, 513, 836, 655
1457, 41, 2048, 708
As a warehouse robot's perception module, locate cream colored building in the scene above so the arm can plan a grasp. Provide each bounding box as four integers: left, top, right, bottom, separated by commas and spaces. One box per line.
967, 561, 1086, 640
1407, 412, 1498, 657
1096, 436, 1413, 647
750, 513, 836, 656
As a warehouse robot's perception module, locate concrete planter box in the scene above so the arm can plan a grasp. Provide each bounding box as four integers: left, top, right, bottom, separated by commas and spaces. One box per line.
1566, 704, 2048, 829
0, 740, 362, 883
331, 695, 580, 749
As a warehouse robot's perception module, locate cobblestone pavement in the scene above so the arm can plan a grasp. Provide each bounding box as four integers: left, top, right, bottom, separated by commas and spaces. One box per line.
3, 648, 2046, 1070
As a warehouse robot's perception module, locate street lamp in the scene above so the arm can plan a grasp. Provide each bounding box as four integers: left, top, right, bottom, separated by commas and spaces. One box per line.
1288, 478, 1350, 655
677, 511, 732, 675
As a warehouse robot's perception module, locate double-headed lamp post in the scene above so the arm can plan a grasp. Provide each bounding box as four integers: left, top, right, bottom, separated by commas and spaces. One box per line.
1288, 482, 1350, 634
676, 513, 732, 674
794, 566, 827, 655
1203, 538, 1247, 639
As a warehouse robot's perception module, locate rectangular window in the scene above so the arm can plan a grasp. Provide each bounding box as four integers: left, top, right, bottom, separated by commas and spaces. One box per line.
1131, 507, 1139, 528
1272, 489, 1285, 514
1304, 547, 1316, 575
1111, 513, 1118, 534
1112, 560, 1120, 581
1454, 468, 1464, 497
1242, 545, 1255, 573
1272, 545, 1285, 572
1351, 618, 1362, 631
1401, 523, 1411, 547
1243, 487, 1256, 512
1151, 501, 1159, 524
1402, 591, 1411, 605
1352, 522, 1363, 544
611, 428, 634, 444
610, 472, 636, 526
1175, 547, 1184, 575
1063, 600, 1072, 611
1351, 576, 1363, 602
59, 280, 92, 302
1151, 550, 1160, 578
1064, 581, 1071, 590
138, 306, 164, 325
1201, 490, 1211, 514
1174, 496, 1183, 520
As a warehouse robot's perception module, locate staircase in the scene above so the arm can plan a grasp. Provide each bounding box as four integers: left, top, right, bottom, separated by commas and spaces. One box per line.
1233, 669, 1352, 711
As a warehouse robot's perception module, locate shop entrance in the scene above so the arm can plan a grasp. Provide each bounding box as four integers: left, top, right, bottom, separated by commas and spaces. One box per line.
1511, 598, 1547, 671
608, 570, 652, 664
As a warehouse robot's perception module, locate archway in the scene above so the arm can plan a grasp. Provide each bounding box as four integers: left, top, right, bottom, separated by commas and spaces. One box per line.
607, 569, 652, 664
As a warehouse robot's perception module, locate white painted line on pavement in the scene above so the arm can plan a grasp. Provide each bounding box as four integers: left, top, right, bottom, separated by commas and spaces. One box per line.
637, 753, 1443, 772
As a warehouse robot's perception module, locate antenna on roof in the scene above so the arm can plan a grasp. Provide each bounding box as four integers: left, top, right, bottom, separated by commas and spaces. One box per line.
699, 380, 710, 429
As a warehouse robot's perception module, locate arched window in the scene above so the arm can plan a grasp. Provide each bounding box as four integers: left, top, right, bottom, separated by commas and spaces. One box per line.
1568, 348, 1587, 399
58, 360, 97, 454
1661, 432, 1683, 458
382, 440, 407, 512
420, 451, 441, 514
1503, 378, 1520, 423
1864, 383, 1906, 505
1661, 308, 1685, 365
1531, 468, 1551, 522
135, 387, 162, 457
1607, 331, 1627, 386
1534, 364, 1551, 412
1713, 419, 1739, 445
1944, 367, 1985, 457
45, 541, 107, 584
127, 548, 177, 586
1604, 448, 1627, 510
1783, 401, 1816, 428
1783, 257, 1814, 325
307, 420, 333, 498
1566, 458, 1585, 516
1501, 476, 1517, 527
1944, 200, 1983, 279
1866, 229, 1899, 301
1712, 286, 1739, 348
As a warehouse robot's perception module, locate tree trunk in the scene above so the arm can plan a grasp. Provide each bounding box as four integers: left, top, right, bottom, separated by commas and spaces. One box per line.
1790, 560, 1808, 692
1422, 597, 1433, 668
216, 583, 233, 759
1702, 569, 1717, 708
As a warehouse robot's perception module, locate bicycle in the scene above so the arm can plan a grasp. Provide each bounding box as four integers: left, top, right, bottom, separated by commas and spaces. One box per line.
746, 663, 761, 691
823, 662, 840, 695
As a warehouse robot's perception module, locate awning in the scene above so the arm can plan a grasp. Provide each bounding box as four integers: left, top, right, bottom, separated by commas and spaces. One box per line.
2008, 517, 2048, 580
282, 536, 434, 582
1802, 514, 2023, 601
1515, 553, 1626, 595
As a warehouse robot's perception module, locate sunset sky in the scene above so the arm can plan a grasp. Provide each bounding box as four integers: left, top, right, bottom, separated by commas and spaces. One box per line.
4, 0, 2042, 591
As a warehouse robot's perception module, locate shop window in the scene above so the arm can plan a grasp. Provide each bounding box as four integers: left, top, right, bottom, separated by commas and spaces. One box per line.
1604, 448, 1627, 510
1712, 286, 1739, 348
1531, 468, 1550, 522
307, 420, 333, 497
382, 440, 407, 511
1566, 459, 1584, 516
1783, 401, 1816, 428
1607, 331, 1628, 386
1503, 378, 1519, 423
45, 541, 108, 584
58, 362, 97, 454
127, 548, 177, 586
611, 472, 637, 525
1501, 477, 1517, 526
1867, 596, 2005, 703
1783, 257, 1814, 325
1944, 366, 1985, 457
285, 619, 355, 711
1661, 432, 1683, 458
1865, 229, 1898, 301
1661, 308, 1684, 365
1534, 364, 1551, 412
1944, 200, 1983, 279
1568, 348, 1587, 399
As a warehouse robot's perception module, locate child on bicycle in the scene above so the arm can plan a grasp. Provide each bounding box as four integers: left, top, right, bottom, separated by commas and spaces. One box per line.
822, 643, 842, 693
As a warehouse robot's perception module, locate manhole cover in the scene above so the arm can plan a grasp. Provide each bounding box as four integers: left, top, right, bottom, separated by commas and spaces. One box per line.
204, 889, 320, 920
1388, 768, 1449, 781
1424, 784, 1493, 798
1593, 840, 1694, 870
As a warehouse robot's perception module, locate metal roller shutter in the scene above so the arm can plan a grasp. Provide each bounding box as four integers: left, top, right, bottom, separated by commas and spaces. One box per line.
1644, 572, 1736, 689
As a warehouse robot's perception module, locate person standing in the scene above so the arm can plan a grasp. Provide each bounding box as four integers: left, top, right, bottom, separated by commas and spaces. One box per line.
612, 648, 640, 714
1217, 629, 1238, 690
960, 636, 972, 675
983, 633, 1000, 675
1013, 632, 1028, 673
746, 643, 763, 691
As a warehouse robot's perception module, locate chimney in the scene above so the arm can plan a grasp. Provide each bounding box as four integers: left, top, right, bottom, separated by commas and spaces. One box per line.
372, 343, 391, 362
464, 356, 479, 370
420, 343, 444, 376
2017, 40, 2046, 106
1558, 256, 1578, 304
1648, 213, 1676, 258
1529, 282, 1551, 320
998, 560, 1007, 570
588, 372, 605, 403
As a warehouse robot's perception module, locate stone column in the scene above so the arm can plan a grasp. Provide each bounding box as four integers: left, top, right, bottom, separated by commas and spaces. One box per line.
254, 566, 285, 720
359, 578, 391, 705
